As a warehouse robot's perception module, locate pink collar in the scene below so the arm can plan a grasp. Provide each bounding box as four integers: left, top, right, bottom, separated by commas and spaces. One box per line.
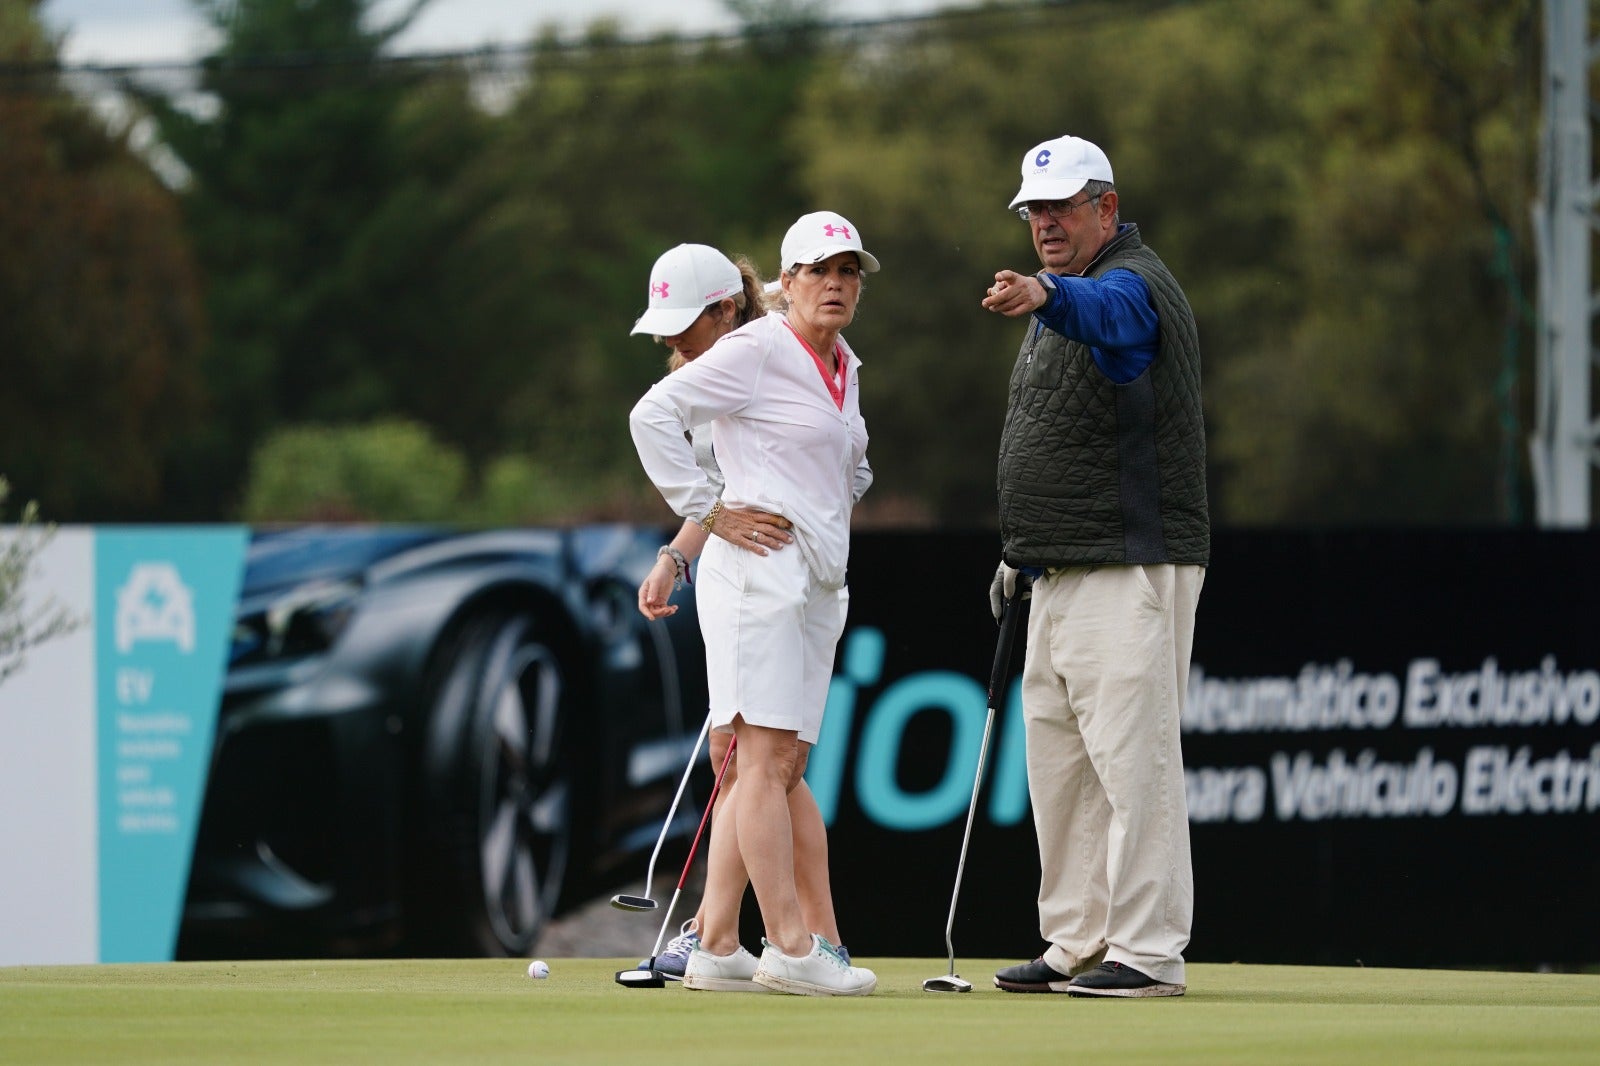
783, 319, 846, 410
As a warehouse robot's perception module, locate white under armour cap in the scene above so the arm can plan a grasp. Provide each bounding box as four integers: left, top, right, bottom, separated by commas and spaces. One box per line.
630, 243, 744, 337
1009, 135, 1114, 209
780, 211, 881, 273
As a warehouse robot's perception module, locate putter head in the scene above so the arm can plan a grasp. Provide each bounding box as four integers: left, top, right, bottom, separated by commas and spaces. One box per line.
610, 894, 658, 911
615, 966, 667, 989
922, 974, 974, 993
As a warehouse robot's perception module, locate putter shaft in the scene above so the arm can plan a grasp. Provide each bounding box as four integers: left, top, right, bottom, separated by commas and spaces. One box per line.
613, 715, 712, 911
924, 582, 1027, 993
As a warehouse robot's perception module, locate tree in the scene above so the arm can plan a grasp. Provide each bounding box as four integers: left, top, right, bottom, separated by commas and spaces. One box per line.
0, 0, 207, 519
10, 0, 1549, 527
1202, 0, 1541, 523
778, 8, 1072, 523
135, 0, 445, 518
460, 15, 829, 518
782, 0, 1542, 526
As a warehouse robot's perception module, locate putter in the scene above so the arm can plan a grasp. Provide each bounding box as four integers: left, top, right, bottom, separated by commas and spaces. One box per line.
612, 715, 712, 911
615, 735, 737, 989
923, 575, 1029, 993
613, 965, 668, 988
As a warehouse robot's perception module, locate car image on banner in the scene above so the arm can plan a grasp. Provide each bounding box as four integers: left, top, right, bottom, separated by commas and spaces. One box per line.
177, 525, 709, 960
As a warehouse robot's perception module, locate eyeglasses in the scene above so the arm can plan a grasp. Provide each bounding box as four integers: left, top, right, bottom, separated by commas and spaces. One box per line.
1017, 193, 1101, 223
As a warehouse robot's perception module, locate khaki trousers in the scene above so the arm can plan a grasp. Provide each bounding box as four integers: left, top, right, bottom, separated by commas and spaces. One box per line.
1021, 563, 1203, 986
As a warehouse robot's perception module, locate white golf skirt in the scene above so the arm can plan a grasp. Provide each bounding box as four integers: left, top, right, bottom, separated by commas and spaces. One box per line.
694, 535, 848, 745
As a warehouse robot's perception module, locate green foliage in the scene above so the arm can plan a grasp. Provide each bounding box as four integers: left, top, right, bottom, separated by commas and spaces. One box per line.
4, 0, 1549, 527
0, 1, 207, 520
472, 454, 662, 526
239, 423, 663, 524
785, 9, 1107, 523
240, 420, 467, 521
1202, 0, 1540, 523
138, 0, 472, 517
474, 23, 825, 495
0, 476, 82, 689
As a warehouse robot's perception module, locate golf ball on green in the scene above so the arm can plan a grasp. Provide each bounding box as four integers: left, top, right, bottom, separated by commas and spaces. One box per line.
527, 960, 550, 979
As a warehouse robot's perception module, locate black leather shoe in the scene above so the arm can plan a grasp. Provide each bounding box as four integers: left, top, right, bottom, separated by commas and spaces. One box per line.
993, 957, 1073, 993
1066, 961, 1185, 998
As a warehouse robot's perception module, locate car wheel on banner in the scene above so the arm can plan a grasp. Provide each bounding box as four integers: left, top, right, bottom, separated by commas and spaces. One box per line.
412, 609, 580, 957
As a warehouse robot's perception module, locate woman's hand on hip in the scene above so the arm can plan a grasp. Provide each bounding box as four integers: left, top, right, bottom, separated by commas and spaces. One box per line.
717, 507, 794, 556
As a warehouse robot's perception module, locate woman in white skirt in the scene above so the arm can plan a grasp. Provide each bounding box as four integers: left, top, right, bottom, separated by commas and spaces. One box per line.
629, 211, 879, 996
629, 241, 851, 980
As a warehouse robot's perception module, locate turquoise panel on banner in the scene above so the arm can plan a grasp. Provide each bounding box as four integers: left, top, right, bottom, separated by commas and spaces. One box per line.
95, 528, 248, 962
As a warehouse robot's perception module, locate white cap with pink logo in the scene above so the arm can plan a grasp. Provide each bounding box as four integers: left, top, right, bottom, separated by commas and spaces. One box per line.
630, 243, 745, 337
780, 211, 881, 273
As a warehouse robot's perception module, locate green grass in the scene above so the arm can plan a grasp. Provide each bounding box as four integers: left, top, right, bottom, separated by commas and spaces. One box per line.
2, 958, 1597, 1065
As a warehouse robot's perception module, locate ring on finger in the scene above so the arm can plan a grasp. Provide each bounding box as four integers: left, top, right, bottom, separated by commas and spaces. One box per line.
748, 530, 759, 541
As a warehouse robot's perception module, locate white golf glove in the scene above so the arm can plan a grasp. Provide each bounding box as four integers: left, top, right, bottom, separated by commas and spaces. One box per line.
989, 561, 1021, 622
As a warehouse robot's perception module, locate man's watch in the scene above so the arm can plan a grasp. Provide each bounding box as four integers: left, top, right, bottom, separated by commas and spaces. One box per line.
1034, 272, 1058, 311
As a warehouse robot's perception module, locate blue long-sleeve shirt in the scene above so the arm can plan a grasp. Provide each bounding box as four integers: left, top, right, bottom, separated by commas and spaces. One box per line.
1031, 262, 1158, 384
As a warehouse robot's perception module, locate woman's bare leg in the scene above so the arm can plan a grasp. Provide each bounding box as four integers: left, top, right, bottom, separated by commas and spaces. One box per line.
789, 778, 839, 944
731, 718, 808, 955
693, 729, 745, 955
695, 734, 839, 953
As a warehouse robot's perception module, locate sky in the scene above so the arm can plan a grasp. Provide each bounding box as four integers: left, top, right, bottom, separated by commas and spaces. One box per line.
40, 0, 976, 66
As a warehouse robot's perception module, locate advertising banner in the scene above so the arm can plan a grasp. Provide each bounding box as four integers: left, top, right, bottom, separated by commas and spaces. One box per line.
0, 527, 247, 964
814, 530, 1600, 969
94, 530, 247, 962
2, 525, 1594, 968
1177, 530, 1598, 968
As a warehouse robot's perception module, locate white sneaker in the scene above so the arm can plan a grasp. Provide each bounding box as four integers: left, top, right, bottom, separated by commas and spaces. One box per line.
753, 934, 877, 997
682, 945, 769, 993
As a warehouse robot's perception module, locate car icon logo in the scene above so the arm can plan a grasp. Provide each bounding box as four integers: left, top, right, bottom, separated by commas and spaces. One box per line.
115, 562, 196, 654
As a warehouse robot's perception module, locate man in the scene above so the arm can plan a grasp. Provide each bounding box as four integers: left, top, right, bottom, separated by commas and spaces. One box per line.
980, 134, 1208, 998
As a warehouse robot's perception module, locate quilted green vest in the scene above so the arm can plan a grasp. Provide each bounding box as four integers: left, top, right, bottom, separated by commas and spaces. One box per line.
996, 224, 1210, 567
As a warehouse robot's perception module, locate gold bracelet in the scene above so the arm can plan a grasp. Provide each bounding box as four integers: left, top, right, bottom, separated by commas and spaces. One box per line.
699, 499, 724, 534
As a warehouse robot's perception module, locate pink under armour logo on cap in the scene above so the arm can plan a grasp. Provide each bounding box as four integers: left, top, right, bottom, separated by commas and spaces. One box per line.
779, 210, 881, 273
651, 281, 670, 299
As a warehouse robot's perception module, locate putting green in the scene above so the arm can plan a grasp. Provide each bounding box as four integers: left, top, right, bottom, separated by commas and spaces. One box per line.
2, 958, 1596, 1064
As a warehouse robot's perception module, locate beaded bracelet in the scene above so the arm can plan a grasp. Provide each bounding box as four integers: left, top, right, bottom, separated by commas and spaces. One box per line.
657, 544, 690, 589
